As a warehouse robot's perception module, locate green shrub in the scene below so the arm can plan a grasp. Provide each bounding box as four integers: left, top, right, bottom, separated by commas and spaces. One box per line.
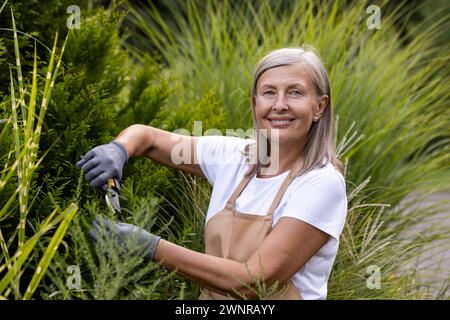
0, 0, 76, 97
0, 5, 78, 299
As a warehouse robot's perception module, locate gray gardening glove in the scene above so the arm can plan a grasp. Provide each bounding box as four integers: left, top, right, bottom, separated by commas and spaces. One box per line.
76, 141, 128, 188
89, 215, 161, 262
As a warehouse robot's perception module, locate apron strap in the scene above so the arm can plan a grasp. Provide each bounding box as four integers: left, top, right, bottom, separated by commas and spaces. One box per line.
226, 163, 257, 209
226, 156, 304, 215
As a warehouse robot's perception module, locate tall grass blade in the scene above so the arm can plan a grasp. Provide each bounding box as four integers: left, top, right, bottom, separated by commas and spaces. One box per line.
23, 204, 78, 300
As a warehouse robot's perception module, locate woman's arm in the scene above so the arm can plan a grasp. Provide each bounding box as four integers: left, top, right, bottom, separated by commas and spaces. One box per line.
115, 124, 206, 179
154, 216, 330, 298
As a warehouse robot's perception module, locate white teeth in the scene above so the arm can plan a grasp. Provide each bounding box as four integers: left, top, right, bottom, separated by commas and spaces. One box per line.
269, 119, 292, 124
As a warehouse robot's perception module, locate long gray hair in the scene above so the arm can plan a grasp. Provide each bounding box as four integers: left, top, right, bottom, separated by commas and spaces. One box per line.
241, 46, 344, 177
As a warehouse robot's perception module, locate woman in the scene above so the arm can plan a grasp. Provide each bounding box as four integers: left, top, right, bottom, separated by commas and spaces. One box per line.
76, 47, 348, 300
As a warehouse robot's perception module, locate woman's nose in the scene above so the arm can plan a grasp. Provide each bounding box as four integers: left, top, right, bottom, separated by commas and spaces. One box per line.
272, 93, 288, 111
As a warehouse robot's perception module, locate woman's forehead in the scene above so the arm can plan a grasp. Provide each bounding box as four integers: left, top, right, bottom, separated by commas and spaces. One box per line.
258, 64, 313, 88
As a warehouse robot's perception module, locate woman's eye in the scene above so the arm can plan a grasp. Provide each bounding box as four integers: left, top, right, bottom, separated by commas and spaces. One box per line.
263, 91, 275, 95
289, 90, 302, 96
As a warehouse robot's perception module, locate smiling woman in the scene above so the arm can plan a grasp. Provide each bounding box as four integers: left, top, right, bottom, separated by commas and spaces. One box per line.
78, 46, 348, 300
247, 47, 343, 179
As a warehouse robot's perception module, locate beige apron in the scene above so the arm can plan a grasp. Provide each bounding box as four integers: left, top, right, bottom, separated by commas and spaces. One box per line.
199, 158, 304, 300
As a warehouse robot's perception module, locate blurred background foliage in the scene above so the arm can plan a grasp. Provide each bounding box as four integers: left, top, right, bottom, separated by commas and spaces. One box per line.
0, 0, 449, 299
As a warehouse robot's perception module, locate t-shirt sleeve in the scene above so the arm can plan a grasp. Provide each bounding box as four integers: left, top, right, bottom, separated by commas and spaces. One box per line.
196, 135, 252, 186
282, 170, 347, 240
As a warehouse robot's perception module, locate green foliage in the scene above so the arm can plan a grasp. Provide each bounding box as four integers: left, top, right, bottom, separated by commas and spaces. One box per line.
117, 56, 171, 127
36, 75, 118, 211
152, 90, 228, 132
0, 38, 5, 67
41, 177, 197, 300
35, 7, 132, 211
0, 0, 78, 97
1, 0, 216, 300
62, 8, 129, 101
0, 9, 78, 299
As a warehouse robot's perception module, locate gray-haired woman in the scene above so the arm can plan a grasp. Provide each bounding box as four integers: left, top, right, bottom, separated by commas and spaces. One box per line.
77, 46, 347, 300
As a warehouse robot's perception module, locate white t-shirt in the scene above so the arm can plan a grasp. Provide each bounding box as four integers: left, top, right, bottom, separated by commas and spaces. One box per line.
196, 135, 348, 300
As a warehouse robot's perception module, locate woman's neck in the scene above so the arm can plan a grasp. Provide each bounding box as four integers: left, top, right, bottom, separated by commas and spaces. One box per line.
257, 143, 305, 178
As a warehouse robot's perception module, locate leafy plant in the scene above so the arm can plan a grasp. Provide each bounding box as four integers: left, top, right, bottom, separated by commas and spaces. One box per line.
0, 7, 77, 299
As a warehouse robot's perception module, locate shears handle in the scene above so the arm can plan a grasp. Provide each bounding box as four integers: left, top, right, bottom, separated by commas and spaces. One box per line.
102, 178, 120, 193
107, 177, 120, 192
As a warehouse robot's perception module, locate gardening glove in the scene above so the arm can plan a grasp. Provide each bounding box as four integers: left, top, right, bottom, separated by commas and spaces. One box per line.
89, 215, 161, 262
76, 141, 128, 188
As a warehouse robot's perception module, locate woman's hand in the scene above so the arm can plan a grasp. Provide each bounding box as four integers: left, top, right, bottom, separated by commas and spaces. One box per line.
76, 141, 128, 188
89, 215, 161, 261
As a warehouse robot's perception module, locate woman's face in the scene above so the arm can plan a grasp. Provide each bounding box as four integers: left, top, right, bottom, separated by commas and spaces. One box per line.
253, 63, 328, 148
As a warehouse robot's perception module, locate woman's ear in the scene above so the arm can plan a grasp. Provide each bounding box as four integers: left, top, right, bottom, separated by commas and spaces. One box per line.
317, 95, 329, 114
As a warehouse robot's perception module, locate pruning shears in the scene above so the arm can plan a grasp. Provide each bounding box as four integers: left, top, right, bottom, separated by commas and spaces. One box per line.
103, 178, 121, 213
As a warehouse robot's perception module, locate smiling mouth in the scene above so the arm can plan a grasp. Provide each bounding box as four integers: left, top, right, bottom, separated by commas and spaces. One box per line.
265, 118, 295, 125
